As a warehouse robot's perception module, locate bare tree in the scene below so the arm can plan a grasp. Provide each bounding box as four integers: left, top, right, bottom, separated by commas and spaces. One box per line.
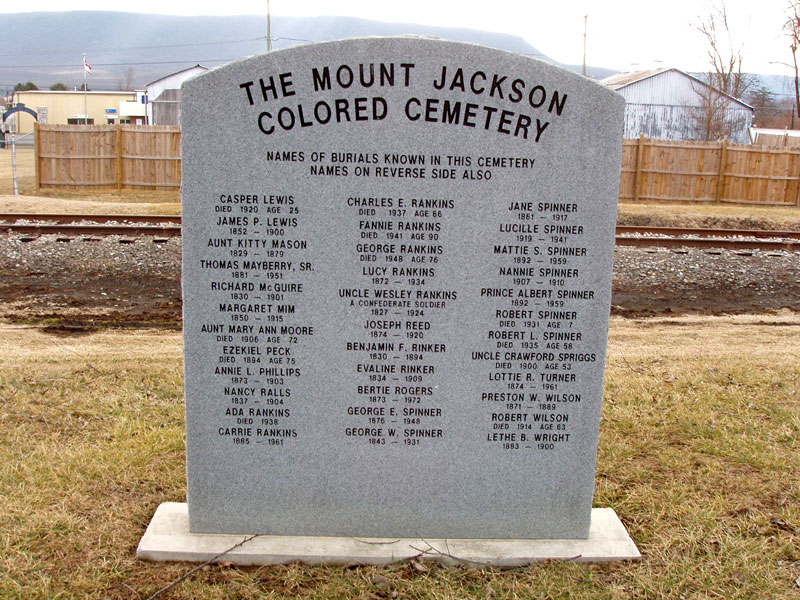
785, 1, 800, 128
692, 1, 753, 140
123, 67, 136, 91
747, 85, 792, 128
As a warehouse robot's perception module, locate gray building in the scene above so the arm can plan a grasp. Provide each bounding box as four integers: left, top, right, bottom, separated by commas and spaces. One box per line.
146, 65, 208, 125
601, 68, 754, 144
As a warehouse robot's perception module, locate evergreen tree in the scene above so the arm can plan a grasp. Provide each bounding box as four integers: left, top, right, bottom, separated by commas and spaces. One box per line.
13, 81, 39, 92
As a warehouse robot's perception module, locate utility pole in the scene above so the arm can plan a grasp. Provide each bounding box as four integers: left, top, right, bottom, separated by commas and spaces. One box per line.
582, 14, 588, 77
83, 53, 88, 124
267, 0, 272, 52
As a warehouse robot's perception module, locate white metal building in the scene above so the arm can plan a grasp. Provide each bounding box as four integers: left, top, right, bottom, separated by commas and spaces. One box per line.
145, 64, 208, 125
601, 68, 754, 144
119, 90, 148, 124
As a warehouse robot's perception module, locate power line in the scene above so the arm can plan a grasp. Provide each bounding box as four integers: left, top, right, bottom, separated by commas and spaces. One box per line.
272, 36, 313, 43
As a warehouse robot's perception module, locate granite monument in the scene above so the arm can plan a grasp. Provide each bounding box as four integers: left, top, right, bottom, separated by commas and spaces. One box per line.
138, 37, 638, 564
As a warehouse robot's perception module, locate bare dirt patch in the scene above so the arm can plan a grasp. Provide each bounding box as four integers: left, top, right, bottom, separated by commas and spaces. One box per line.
1, 236, 181, 328
610, 246, 800, 317
1, 234, 799, 328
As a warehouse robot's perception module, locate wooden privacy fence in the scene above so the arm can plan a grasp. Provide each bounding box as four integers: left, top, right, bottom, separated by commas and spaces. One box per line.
621, 135, 800, 206
35, 124, 180, 191
33, 126, 800, 206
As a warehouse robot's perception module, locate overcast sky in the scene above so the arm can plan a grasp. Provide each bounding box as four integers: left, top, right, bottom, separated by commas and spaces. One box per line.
2, 0, 796, 77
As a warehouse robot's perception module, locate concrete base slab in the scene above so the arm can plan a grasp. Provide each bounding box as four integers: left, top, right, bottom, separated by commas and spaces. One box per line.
137, 503, 640, 566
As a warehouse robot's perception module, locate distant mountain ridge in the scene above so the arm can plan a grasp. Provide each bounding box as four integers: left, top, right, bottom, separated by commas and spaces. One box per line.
0, 11, 617, 91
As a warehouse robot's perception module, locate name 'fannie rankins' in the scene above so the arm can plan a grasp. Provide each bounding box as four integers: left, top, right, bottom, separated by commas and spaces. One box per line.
238, 62, 568, 142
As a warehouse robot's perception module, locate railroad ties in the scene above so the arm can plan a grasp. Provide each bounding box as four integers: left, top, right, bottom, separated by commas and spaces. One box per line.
1, 214, 799, 251
614, 225, 800, 252
0, 214, 181, 241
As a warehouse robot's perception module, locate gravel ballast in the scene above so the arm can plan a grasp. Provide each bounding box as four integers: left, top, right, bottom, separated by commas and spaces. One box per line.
1, 235, 799, 326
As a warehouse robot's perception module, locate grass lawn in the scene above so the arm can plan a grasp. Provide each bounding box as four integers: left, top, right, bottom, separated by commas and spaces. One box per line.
1, 316, 798, 599
616, 201, 800, 231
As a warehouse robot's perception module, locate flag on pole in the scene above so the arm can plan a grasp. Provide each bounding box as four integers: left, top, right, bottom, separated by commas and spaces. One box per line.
84, 56, 92, 74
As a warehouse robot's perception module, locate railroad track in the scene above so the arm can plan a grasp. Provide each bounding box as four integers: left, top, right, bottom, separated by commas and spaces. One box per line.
0, 213, 181, 238
2, 214, 800, 251
614, 225, 800, 251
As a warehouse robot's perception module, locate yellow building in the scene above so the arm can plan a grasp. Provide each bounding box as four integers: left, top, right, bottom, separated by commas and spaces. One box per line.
10, 90, 148, 134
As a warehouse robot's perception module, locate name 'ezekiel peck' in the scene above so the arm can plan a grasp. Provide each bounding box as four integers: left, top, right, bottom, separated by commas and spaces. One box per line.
238, 62, 566, 141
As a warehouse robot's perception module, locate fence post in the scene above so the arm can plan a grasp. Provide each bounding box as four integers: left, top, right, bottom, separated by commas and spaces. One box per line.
715, 140, 728, 204
34, 122, 41, 190
795, 151, 800, 207
634, 133, 645, 202
116, 124, 123, 192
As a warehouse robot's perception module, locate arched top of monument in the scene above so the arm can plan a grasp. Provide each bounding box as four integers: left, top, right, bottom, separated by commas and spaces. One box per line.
182, 36, 622, 104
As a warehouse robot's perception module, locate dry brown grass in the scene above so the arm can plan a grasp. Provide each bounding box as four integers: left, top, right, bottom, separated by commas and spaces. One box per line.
1, 316, 798, 599
0, 147, 36, 196
617, 201, 800, 231
0, 193, 181, 215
